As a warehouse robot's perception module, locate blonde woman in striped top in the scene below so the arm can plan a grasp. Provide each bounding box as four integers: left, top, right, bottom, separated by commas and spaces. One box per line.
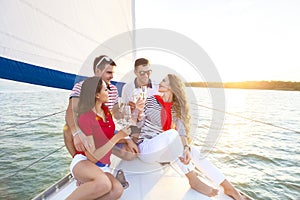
135, 74, 244, 200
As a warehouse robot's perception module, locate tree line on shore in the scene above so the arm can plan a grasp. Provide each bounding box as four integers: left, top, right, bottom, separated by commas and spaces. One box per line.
186, 81, 300, 91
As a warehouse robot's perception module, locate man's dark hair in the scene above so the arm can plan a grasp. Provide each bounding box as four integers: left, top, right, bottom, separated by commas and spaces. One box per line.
93, 55, 116, 73
134, 58, 149, 70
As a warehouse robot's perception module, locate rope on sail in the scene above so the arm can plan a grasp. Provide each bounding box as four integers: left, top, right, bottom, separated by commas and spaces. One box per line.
0, 110, 65, 131
190, 102, 300, 134
0, 145, 65, 180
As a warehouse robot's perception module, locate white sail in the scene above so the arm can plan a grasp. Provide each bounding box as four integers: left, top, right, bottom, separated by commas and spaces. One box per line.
0, 0, 135, 89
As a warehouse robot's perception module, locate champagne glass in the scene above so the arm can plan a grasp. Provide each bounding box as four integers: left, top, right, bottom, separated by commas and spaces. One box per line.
123, 105, 132, 125
132, 89, 140, 103
140, 86, 147, 100
116, 97, 125, 129
138, 86, 147, 118
118, 97, 125, 112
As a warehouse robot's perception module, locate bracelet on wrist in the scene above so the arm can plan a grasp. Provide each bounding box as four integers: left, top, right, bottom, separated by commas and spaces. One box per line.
72, 130, 81, 137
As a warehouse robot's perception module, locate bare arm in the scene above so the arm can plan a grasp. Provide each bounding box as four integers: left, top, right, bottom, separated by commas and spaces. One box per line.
85, 127, 131, 161
63, 98, 78, 157
64, 97, 89, 153
180, 135, 188, 147
63, 125, 76, 157
65, 97, 80, 134
179, 135, 191, 164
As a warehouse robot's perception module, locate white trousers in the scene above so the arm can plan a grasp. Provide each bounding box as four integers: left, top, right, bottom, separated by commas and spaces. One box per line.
138, 129, 225, 185
176, 146, 225, 185
138, 129, 183, 163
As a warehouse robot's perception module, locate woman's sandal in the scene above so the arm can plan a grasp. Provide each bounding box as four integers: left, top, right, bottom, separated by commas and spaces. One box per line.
116, 169, 129, 189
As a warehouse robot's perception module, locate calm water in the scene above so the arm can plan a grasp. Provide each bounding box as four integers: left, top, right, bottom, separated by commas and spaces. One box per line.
0, 79, 299, 200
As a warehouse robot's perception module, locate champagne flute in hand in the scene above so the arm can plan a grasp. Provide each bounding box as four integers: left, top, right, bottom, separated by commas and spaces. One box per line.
140, 86, 148, 101
123, 105, 133, 125
118, 97, 125, 112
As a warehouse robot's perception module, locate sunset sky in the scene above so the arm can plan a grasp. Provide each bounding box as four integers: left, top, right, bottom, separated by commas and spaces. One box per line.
135, 0, 300, 82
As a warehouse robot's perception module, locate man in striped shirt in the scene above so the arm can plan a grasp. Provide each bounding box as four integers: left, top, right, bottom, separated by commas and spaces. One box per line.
68, 62, 118, 110
122, 58, 159, 110
64, 55, 138, 160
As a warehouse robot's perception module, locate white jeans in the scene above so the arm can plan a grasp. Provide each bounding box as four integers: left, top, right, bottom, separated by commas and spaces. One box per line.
176, 146, 225, 185
138, 129, 225, 185
138, 129, 183, 163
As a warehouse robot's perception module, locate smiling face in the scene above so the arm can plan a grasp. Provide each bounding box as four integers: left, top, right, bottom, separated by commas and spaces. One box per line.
134, 64, 152, 86
159, 75, 172, 93
95, 80, 109, 103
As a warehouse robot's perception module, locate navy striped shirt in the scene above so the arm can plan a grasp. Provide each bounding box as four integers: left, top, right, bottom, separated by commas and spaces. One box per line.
138, 96, 186, 143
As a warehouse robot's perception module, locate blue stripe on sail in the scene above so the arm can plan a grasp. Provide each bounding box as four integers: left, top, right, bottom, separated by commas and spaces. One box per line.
0, 56, 125, 95
0, 56, 85, 90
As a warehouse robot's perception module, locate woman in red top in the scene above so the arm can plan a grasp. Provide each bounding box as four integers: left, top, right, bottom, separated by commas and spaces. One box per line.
67, 77, 131, 200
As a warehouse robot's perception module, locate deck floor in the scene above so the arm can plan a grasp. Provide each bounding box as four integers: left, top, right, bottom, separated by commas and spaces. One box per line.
37, 156, 236, 200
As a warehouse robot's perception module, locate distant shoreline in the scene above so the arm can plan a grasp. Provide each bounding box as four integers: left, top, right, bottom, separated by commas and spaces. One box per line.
185, 81, 300, 91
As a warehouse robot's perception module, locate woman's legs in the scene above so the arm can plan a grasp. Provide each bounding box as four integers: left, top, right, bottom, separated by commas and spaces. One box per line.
96, 172, 124, 200
189, 146, 225, 184
220, 179, 244, 200
176, 159, 218, 197
185, 170, 218, 197
139, 130, 219, 197
189, 146, 244, 200
66, 160, 112, 200
138, 129, 183, 163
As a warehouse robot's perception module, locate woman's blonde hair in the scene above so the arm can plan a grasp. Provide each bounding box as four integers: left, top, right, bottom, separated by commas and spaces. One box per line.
168, 74, 191, 144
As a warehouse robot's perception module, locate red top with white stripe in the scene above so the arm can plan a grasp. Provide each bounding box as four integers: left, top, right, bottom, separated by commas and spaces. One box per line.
77, 106, 115, 164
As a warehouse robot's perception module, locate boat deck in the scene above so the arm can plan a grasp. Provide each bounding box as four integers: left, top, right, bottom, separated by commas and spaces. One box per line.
33, 156, 250, 200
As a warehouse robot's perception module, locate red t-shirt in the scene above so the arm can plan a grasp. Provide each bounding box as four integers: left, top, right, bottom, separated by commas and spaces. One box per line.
78, 106, 115, 164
